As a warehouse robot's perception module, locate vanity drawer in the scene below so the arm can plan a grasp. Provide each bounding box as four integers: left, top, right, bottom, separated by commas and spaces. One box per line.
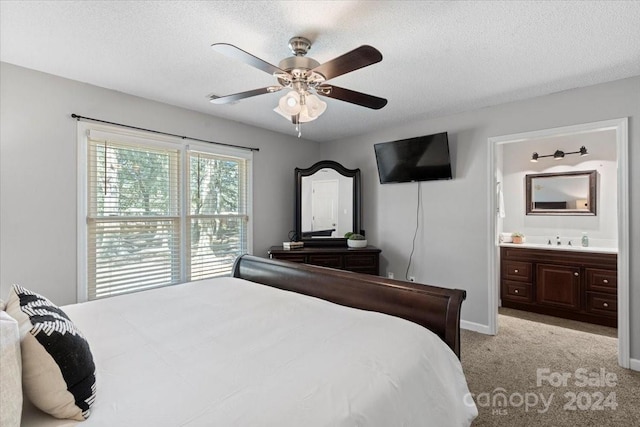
586, 292, 617, 317
502, 280, 533, 302
586, 269, 617, 294
502, 261, 532, 282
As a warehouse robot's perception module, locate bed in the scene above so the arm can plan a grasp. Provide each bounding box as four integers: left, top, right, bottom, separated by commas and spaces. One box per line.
8, 255, 477, 426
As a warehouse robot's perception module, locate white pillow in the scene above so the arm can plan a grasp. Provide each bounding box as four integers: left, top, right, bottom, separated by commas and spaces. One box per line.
0, 310, 22, 427
6, 285, 96, 421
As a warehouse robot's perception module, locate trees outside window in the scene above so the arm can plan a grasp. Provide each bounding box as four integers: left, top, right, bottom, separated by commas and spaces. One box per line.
81, 127, 251, 300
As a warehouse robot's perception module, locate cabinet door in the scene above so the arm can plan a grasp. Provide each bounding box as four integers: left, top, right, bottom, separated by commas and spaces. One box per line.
536, 264, 581, 310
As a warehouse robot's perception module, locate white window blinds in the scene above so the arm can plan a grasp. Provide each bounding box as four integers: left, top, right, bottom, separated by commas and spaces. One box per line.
83, 128, 251, 300
188, 151, 248, 281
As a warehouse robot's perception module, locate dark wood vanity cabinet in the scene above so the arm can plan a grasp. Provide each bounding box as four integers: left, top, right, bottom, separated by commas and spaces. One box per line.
268, 246, 381, 275
536, 264, 581, 311
501, 247, 617, 327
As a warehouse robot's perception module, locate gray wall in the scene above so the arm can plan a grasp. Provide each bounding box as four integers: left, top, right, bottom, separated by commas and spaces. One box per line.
2, 61, 638, 360
0, 62, 320, 305
501, 130, 617, 246
321, 76, 640, 360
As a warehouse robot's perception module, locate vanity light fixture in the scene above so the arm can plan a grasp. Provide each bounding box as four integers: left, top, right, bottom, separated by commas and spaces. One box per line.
530, 146, 589, 162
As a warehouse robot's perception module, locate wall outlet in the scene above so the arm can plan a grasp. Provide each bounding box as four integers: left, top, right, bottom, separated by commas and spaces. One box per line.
387, 272, 394, 279
409, 276, 416, 282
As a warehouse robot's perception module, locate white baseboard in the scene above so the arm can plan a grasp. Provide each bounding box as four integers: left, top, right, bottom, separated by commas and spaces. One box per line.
461, 320, 493, 335
629, 358, 640, 372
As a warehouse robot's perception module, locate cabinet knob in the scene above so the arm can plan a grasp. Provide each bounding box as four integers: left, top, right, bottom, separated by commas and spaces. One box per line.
574, 272, 579, 277
514, 289, 519, 293
603, 302, 609, 308
514, 269, 519, 273
603, 279, 609, 284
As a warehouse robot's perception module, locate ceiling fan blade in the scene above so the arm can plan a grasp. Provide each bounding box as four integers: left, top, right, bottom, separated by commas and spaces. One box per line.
211, 43, 287, 76
317, 85, 387, 110
209, 86, 283, 104
311, 45, 382, 81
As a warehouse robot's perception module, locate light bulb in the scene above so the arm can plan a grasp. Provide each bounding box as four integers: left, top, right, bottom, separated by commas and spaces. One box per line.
278, 91, 301, 115
305, 94, 327, 118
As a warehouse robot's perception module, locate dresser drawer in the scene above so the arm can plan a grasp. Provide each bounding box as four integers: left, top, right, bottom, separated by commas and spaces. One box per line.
271, 253, 307, 263
502, 261, 532, 282
586, 269, 617, 294
345, 253, 377, 268
268, 246, 381, 276
308, 254, 344, 269
345, 253, 379, 275
586, 292, 617, 317
502, 280, 533, 302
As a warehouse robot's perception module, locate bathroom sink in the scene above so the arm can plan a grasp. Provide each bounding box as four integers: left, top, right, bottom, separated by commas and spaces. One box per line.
499, 242, 617, 254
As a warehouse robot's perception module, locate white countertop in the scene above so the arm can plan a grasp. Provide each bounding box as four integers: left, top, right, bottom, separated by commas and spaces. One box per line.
499, 242, 617, 254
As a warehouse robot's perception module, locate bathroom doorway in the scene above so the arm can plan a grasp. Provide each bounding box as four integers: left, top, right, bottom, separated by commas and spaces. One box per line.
487, 118, 630, 368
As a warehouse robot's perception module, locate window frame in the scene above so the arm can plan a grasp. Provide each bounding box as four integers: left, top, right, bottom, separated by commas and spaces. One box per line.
77, 122, 253, 302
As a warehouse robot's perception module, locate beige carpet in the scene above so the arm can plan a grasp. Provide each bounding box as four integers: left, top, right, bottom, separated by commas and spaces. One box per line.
461, 308, 640, 426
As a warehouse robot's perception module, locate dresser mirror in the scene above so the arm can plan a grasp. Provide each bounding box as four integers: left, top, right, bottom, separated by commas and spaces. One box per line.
295, 160, 361, 246
525, 170, 597, 215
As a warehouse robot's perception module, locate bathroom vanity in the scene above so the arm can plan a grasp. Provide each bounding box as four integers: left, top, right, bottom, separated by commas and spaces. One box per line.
500, 244, 617, 327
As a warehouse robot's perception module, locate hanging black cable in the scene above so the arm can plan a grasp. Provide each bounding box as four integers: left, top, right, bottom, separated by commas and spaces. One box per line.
71, 114, 259, 152
405, 181, 421, 281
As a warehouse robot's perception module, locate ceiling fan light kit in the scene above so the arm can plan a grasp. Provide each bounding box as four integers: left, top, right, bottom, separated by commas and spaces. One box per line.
209, 36, 387, 137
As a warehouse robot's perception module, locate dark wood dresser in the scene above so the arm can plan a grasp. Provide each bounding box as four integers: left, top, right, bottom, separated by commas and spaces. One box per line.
500, 246, 617, 327
268, 246, 381, 276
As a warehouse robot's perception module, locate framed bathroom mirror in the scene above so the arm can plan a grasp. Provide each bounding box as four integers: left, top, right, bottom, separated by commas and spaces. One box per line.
525, 170, 597, 216
295, 160, 361, 246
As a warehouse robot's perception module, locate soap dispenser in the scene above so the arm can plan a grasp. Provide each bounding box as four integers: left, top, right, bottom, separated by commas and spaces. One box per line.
581, 232, 589, 247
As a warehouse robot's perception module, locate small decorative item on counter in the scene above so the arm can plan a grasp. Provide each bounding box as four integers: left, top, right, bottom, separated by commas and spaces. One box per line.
581, 232, 589, 247
499, 232, 512, 243
511, 232, 525, 244
346, 233, 368, 248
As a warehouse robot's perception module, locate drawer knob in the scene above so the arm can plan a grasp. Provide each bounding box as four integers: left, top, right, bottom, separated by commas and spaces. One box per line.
574, 272, 579, 277
603, 302, 609, 308
514, 269, 519, 273
514, 289, 519, 293
603, 279, 609, 284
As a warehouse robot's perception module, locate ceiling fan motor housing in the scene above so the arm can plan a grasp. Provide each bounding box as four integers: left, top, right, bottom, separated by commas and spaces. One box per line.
277, 56, 324, 88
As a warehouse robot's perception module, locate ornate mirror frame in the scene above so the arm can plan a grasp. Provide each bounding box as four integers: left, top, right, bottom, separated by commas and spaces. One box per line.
525, 170, 597, 216
295, 160, 362, 246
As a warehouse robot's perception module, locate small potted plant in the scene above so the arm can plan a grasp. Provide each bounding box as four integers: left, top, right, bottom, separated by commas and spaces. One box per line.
346, 232, 367, 248
511, 232, 525, 244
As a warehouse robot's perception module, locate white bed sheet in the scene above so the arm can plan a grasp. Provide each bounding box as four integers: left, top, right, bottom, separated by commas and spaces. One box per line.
21, 277, 477, 426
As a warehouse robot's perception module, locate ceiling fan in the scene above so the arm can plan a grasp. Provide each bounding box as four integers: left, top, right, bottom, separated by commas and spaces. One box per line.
209, 36, 387, 136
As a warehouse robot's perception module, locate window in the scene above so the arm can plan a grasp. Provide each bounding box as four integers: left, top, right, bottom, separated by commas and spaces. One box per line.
78, 125, 252, 301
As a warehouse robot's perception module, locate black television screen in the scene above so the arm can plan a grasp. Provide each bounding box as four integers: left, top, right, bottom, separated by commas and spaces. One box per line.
374, 132, 453, 184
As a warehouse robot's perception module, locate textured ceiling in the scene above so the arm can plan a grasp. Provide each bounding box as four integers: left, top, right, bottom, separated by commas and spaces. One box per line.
2, 1, 639, 142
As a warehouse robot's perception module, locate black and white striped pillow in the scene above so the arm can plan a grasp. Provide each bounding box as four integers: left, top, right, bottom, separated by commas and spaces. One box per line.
6, 285, 96, 420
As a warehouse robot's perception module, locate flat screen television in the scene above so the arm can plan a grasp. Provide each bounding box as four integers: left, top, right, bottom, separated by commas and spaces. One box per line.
374, 132, 453, 184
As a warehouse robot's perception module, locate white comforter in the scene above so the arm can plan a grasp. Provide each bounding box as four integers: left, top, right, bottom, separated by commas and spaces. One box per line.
22, 277, 477, 426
